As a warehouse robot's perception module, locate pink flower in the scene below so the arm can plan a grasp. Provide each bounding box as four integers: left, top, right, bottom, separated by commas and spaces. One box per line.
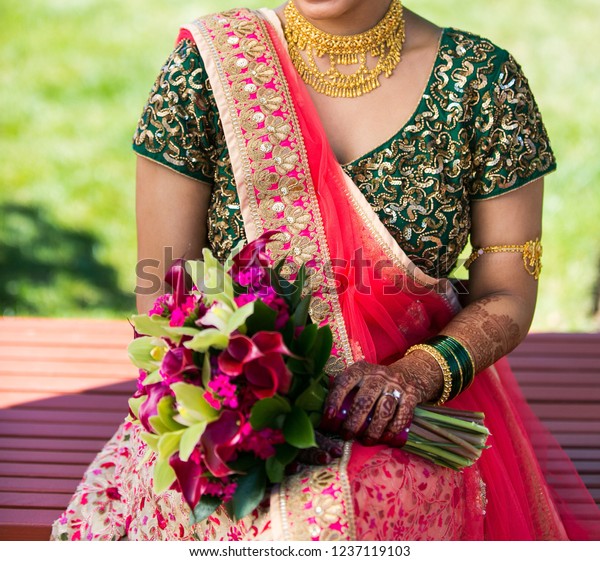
165, 259, 188, 308
229, 231, 276, 290
218, 332, 293, 398
149, 294, 171, 317
160, 346, 199, 384
208, 374, 239, 409
238, 424, 284, 459
200, 410, 246, 478
135, 382, 174, 432
169, 449, 209, 508
170, 307, 186, 327
203, 390, 222, 410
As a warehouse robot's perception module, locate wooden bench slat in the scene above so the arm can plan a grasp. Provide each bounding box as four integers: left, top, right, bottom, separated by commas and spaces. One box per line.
0, 422, 120, 440
519, 386, 600, 401
0, 477, 80, 493
0, 509, 57, 541
0, 437, 114, 453
0, 492, 75, 509
0, 449, 101, 465
0, 392, 132, 411
515, 372, 600, 386
0, 463, 85, 479
507, 357, 600, 372
0, 409, 127, 425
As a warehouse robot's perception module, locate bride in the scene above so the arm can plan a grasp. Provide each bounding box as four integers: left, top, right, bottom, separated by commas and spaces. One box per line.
52, 0, 597, 540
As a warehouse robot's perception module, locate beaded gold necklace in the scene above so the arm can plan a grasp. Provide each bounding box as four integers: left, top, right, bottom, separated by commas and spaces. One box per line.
283, 0, 406, 98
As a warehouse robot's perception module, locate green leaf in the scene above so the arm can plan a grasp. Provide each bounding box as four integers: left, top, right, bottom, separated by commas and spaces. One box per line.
140, 432, 160, 452
201, 248, 235, 307
292, 294, 311, 328
158, 431, 184, 459
293, 323, 318, 356
184, 328, 230, 352
172, 382, 220, 423
153, 457, 177, 493
312, 326, 333, 375
185, 259, 204, 290
179, 422, 207, 462
290, 264, 306, 308
280, 319, 295, 349
223, 239, 245, 273
283, 406, 317, 449
250, 395, 292, 430
163, 326, 201, 338
245, 299, 278, 335
225, 301, 255, 334
201, 352, 211, 388
192, 495, 222, 524
275, 443, 299, 465
295, 379, 328, 412
128, 394, 147, 420
157, 396, 186, 432
142, 369, 161, 386
265, 456, 286, 483
230, 466, 266, 520
130, 313, 171, 338
127, 336, 161, 371
149, 415, 171, 435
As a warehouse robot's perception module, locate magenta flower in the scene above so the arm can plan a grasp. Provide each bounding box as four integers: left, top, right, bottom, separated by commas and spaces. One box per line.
160, 346, 199, 384
165, 259, 188, 309
136, 382, 173, 432
229, 231, 276, 290
200, 410, 246, 478
169, 448, 209, 508
218, 332, 293, 398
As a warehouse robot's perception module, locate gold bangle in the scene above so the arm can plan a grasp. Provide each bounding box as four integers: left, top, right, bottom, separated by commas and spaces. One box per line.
464, 238, 542, 280
405, 344, 452, 405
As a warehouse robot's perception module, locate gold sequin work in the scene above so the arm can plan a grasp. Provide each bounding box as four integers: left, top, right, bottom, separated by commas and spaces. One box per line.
133, 29, 556, 276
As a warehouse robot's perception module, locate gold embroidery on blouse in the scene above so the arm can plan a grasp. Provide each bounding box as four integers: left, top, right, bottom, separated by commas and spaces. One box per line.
342, 30, 555, 277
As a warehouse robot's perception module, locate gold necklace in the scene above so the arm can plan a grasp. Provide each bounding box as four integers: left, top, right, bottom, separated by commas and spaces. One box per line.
283, 0, 405, 98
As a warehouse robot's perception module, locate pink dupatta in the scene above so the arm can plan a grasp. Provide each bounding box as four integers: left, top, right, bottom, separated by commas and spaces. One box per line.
180, 8, 599, 540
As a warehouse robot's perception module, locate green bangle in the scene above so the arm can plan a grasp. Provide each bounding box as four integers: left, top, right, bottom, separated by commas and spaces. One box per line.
427, 335, 475, 396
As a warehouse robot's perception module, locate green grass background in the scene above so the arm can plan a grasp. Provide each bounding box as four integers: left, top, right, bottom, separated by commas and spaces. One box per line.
1, 0, 599, 330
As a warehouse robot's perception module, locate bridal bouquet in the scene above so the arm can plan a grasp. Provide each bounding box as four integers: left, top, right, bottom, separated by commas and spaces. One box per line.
127, 233, 333, 522
127, 233, 489, 523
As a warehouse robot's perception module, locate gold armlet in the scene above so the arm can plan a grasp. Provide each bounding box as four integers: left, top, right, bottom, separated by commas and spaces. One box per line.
464, 238, 542, 280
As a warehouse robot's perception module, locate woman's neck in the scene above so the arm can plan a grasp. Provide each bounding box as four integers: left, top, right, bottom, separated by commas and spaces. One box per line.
277, 0, 394, 36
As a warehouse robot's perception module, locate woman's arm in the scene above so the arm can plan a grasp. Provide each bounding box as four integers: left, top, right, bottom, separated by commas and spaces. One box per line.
324, 179, 544, 444
135, 156, 212, 314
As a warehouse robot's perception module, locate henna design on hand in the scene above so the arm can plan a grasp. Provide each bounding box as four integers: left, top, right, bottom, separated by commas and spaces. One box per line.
443, 295, 522, 372
322, 355, 444, 444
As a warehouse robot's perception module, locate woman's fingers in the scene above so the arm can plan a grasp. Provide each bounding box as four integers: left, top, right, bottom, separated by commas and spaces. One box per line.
315, 432, 344, 458
341, 377, 382, 439
361, 392, 400, 443
381, 391, 417, 446
321, 362, 365, 431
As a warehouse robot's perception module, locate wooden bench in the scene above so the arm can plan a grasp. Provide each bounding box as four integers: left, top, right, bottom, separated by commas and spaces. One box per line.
0, 318, 599, 540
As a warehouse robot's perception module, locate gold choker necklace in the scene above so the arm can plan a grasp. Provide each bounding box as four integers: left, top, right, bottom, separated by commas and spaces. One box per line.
283, 0, 405, 98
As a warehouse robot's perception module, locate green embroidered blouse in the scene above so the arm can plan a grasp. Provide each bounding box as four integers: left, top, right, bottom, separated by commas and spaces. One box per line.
133, 27, 556, 277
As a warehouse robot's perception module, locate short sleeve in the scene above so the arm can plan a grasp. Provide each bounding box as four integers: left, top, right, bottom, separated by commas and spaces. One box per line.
469, 53, 556, 200
132, 38, 218, 185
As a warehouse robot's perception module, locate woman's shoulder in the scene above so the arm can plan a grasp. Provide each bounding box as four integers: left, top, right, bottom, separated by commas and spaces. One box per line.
442, 27, 513, 66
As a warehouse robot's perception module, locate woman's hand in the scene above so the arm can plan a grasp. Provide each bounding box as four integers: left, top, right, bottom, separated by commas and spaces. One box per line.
285, 431, 344, 474
321, 354, 444, 446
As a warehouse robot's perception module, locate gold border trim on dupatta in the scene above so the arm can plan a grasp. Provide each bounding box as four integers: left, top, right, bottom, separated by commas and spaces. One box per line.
182, 9, 356, 541
182, 11, 354, 373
